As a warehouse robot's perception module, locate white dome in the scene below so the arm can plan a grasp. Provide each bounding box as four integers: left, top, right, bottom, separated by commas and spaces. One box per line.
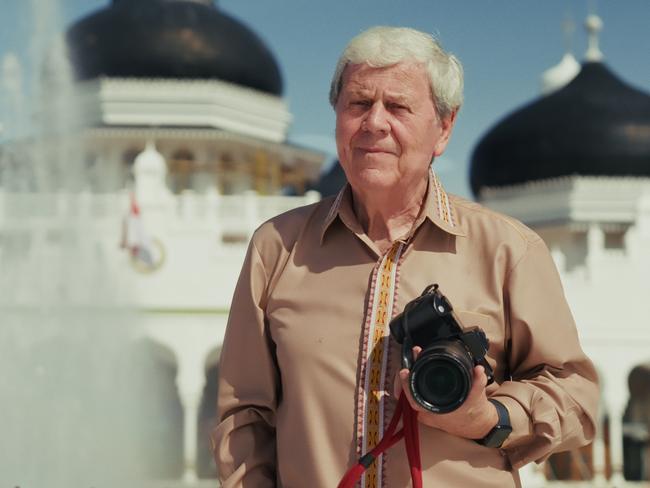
133, 141, 172, 202
134, 141, 167, 177
541, 53, 581, 95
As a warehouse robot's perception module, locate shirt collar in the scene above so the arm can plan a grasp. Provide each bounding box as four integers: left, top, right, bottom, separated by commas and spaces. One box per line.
423, 169, 466, 237
320, 169, 466, 244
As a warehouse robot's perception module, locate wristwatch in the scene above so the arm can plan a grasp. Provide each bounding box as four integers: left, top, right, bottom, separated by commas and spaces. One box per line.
476, 399, 512, 448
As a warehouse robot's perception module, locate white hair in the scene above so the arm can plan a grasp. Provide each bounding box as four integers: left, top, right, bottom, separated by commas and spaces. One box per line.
329, 26, 464, 119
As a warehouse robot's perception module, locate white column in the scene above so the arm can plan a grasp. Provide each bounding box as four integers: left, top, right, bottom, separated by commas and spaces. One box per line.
205, 189, 224, 250
591, 416, 607, 485
176, 352, 207, 483
608, 402, 627, 485
244, 190, 259, 238
586, 223, 604, 281
179, 389, 201, 482
145, 316, 224, 484
602, 367, 631, 486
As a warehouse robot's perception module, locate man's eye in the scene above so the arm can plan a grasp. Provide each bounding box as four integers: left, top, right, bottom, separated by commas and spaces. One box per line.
351, 100, 371, 107
389, 103, 408, 112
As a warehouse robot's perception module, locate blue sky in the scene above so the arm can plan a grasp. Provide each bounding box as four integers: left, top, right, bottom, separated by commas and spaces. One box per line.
1, 0, 649, 197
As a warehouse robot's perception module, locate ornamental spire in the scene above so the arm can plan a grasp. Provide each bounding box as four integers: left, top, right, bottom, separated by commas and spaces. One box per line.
562, 13, 576, 55
584, 13, 604, 62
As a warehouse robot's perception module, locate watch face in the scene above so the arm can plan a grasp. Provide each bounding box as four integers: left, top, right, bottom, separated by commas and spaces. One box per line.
484, 425, 512, 448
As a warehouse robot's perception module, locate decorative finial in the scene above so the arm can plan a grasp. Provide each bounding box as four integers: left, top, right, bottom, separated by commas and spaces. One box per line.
584, 13, 604, 62
562, 13, 576, 55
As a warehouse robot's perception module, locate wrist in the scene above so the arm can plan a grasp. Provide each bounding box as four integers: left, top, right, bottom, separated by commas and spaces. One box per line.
478, 399, 500, 438
475, 399, 512, 448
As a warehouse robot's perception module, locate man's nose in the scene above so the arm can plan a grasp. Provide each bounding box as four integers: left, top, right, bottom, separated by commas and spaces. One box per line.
363, 102, 390, 133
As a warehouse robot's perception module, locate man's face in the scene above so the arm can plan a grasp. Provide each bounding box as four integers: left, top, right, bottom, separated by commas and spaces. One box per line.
335, 62, 455, 194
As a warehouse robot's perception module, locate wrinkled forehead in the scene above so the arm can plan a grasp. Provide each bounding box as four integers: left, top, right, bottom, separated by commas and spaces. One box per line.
339, 62, 433, 100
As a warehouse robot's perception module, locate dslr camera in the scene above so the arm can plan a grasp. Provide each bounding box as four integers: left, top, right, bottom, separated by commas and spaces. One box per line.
389, 284, 494, 413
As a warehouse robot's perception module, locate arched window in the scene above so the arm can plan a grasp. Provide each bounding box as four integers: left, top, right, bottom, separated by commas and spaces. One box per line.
623, 363, 650, 480
169, 148, 196, 193
128, 338, 185, 479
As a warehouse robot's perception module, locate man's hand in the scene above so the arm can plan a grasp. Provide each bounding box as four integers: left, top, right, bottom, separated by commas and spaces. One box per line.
393, 346, 498, 440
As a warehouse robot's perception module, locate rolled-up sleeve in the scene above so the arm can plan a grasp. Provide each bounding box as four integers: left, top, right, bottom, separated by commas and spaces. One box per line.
490, 236, 599, 469
212, 238, 279, 487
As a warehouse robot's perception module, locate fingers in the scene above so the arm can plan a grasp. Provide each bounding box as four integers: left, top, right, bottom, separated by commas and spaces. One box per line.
465, 365, 488, 403
394, 346, 422, 399
399, 368, 410, 382
394, 367, 421, 412
394, 366, 412, 398
474, 365, 488, 388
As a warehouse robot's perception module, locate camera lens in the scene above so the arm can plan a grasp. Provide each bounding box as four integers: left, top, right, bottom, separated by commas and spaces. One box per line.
409, 341, 474, 413
417, 361, 464, 405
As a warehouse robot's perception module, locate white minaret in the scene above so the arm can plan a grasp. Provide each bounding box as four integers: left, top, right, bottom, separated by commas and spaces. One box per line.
133, 141, 173, 204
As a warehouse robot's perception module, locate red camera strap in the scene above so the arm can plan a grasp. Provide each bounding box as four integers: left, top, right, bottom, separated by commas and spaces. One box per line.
337, 394, 423, 488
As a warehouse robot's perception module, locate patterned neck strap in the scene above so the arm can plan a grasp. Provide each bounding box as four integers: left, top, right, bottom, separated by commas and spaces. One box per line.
356, 241, 405, 488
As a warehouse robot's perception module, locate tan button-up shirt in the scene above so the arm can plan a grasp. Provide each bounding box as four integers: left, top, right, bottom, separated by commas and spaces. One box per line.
213, 174, 598, 488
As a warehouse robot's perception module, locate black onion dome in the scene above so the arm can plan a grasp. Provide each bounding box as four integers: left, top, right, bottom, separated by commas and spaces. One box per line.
66, 0, 283, 95
470, 62, 650, 196
309, 160, 347, 198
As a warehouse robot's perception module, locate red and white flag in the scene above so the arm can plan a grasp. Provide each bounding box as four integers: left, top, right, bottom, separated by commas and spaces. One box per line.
120, 192, 155, 267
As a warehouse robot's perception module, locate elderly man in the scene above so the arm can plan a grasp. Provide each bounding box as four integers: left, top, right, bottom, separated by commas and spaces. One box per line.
213, 26, 598, 487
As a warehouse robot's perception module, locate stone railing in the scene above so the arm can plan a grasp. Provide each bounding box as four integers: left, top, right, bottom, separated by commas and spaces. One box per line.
0, 188, 320, 233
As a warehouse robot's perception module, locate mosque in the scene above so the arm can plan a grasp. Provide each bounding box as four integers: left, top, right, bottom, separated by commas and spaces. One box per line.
472, 15, 650, 485
1, 0, 649, 485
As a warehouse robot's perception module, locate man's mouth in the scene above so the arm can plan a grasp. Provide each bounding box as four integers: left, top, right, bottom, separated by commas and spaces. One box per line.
358, 147, 393, 154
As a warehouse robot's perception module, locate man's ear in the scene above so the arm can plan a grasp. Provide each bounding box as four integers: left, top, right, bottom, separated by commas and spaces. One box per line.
432, 110, 458, 157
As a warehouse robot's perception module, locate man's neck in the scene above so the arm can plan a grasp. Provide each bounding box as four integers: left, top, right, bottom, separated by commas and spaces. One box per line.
351, 176, 428, 253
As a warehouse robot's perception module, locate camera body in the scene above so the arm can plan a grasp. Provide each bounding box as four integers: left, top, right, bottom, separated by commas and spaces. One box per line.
389, 284, 494, 413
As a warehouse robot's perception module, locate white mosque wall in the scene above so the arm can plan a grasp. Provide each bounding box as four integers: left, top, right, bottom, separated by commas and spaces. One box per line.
72, 77, 293, 143
481, 177, 650, 227
0, 189, 320, 310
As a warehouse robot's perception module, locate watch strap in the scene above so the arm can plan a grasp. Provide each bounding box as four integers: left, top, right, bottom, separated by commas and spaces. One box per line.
476, 398, 512, 448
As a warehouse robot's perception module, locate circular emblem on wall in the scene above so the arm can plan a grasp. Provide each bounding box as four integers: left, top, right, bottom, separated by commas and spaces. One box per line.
130, 237, 166, 274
